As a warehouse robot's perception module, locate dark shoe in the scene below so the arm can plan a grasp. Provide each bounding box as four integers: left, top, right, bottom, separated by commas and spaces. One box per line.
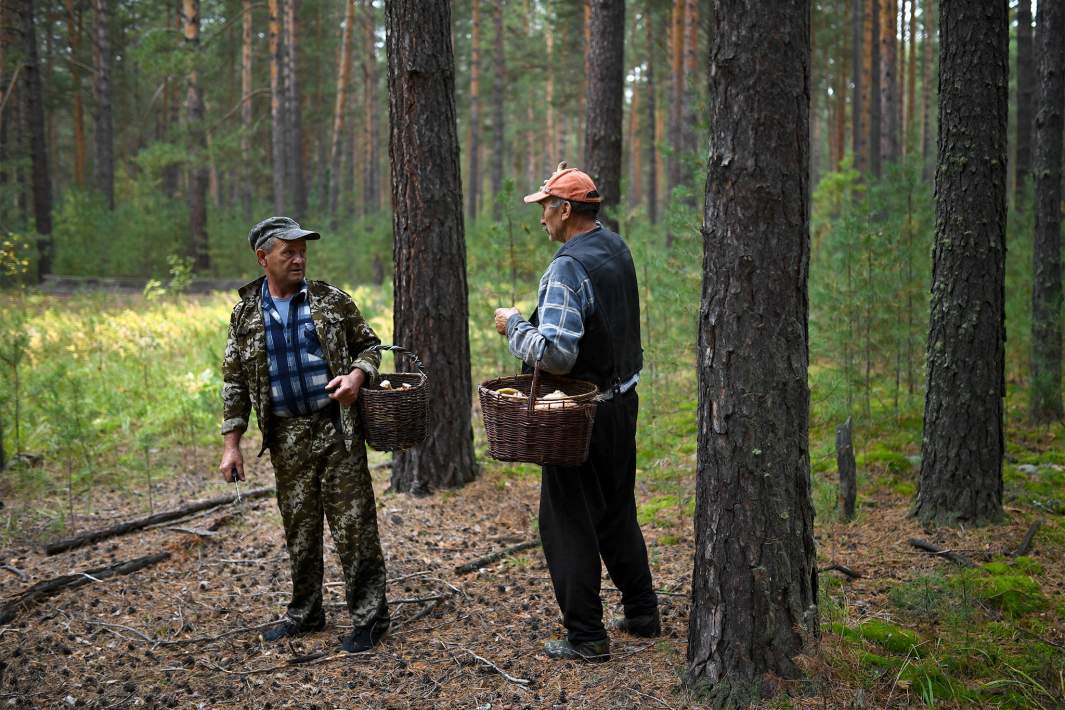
608, 608, 661, 638
543, 638, 610, 663
261, 615, 325, 642
339, 617, 390, 653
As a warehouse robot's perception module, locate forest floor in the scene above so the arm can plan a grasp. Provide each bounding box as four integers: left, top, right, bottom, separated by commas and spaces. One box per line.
0, 432, 1063, 709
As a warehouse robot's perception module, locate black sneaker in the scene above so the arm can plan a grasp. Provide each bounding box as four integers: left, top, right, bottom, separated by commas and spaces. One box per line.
543, 638, 610, 663
339, 617, 390, 653
608, 608, 661, 638
261, 614, 325, 642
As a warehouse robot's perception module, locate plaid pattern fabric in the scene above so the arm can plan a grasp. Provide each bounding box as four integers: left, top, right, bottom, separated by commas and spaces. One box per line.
507, 255, 595, 375
261, 280, 333, 417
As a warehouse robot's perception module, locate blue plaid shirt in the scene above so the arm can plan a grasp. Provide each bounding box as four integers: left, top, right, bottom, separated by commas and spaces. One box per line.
261, 280, 333, 417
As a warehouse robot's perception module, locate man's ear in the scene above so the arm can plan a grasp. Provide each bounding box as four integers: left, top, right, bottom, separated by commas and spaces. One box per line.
256, 249, 267, 268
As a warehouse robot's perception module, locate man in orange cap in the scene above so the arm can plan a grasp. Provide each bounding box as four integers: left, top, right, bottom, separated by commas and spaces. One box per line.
493, 163, 659, 662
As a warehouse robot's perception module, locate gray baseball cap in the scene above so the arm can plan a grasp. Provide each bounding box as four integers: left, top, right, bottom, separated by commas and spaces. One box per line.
248, 216, 321, 251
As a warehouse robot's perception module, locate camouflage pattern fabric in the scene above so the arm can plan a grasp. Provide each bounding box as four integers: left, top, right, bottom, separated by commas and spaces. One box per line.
270, 406, 388, 630
221, 276, 381, 456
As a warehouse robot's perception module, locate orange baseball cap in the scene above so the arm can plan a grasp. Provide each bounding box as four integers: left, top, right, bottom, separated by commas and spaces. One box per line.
523, 161, 602, 204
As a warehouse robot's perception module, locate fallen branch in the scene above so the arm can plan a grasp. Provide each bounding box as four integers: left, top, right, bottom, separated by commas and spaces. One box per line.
164, 526, 219, 538
86, 617, 282, 647
0, 552, 170, 625
1011, 520, 1042, 557
44, 487, 274, 555
0, 564, 26, 580
459, 647, 530, 686
453, 540, 540, 575
819, 562, 863, 579
908, 538, 977, 568
197, 649, 370, 676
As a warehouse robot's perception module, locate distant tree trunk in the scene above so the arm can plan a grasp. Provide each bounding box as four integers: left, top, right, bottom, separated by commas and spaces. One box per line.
240, 0, 253, 219
1030, 0, 1064, 423
362, 0, 379, 215
689, 0, 818, 702
1015, 0, 1035, 203
18, 0, 52, 278
467, 0, 481, 222
905, 0, 915, 154
0, 2, 8, 218
879, 0, 899, 165
681, 0, 699, 166
64, 0, 86, 188
183, 0, 208, 272
386, 0, 477, 495
327, 0, 354, 221
545, 26, 556, 174
869, 0, 881, 177
284, 0, 306, 219
644, 0, 658, 223
667, 0, 683, 200
915, 0, 1007, 527
578, 0, 590, 163
91, 0, 112, 209
852, 0, 864, 173
268, 0, 285, 213
490, 0, 505, 217
585, 0, 625, 232
629, 58, 641, 208
920, 0, 933, 181
162, 3, 181, 198
834, 30, 848, 170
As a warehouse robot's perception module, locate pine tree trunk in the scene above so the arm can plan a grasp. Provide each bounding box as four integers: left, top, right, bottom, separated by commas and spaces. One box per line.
467, 0, 481, 222
1015, 0, 1035, 203
852, 0, 864, 173
240, 0, 253, 219
362, 0, 379, 215
268, 0, 285, 213
920, 0, 933, 181
1030, 0, 1064, 422
915, 0, 1007, 527
577, 1, 590, 163
689, 0, 818, 701
667, 0, 684, 202
905, 0, 915, 154
545, 26, 555, 175
585, 0, 625, 231
183, 0, 208, 272
869, 0, 881, 177
681, 0, 699, 167
162, 2, 181, 198
645, 0, 658, 224
64, 0, 86, 188
327, 0, 354, 221
879, 0, 899, 165
386, 0, 477, 495
490, 0, 505, 217
284, 0, 306, 219
18, 0, 52, 278
90, 0, 113, 209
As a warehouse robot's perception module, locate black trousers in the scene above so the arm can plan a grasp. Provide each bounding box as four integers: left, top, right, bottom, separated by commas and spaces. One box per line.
539, 389, 657, 643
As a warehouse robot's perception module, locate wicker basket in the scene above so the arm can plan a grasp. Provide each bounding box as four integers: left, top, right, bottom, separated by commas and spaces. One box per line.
357, 344, 429, 452
478, 362, 598, 466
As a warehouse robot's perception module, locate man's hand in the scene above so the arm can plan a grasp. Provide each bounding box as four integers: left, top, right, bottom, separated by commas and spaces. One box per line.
494, 307, 520, 335
326, 368, 366, 406
220, 439, 245, 482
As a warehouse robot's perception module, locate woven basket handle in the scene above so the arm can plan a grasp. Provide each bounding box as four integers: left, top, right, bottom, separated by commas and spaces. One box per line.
526, 360, 543, 415
367, 344, 427, 376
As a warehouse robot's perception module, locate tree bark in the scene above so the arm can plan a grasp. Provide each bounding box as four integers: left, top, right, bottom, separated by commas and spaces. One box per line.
162, 1, 181, 197
920, 0, 933, 181
905, 0, 915, 154
268, 0, 285, 213
241, 0, 253, 219
467, 0, 481, 221
90, 0, 113, 210
836, 418, 856, 521
17, 0, 52, 278
183, 0, 208, 272
1029, 0, 1064, 422
1015, 0, 1035, 202
667, 0, 684, 200
490, 0, 505, 217
852, 0, 864, 173
869, 0, 881, 177
645, 0, 658, 223
914, 0, 1007, 527
879, 0, 899, 165
63, 0, 86, 188
362, 0, 379, 215
386, 0, 477, 495
585, 0, 625, 231
284, 0, 306, 219
689, 0, 818, 701
327, 0, 355, 221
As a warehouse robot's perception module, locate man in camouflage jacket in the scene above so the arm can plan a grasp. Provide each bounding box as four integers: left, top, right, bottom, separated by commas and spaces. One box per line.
219, 216, 390, 653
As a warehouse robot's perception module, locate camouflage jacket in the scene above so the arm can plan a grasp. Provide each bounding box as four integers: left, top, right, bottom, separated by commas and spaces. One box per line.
221, 276, 381, 455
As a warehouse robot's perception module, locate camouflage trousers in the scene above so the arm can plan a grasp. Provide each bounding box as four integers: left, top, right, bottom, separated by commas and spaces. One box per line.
269, 406, 388, 632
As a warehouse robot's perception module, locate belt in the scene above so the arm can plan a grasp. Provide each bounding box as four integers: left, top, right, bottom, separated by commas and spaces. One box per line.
597, 371, 640, 401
